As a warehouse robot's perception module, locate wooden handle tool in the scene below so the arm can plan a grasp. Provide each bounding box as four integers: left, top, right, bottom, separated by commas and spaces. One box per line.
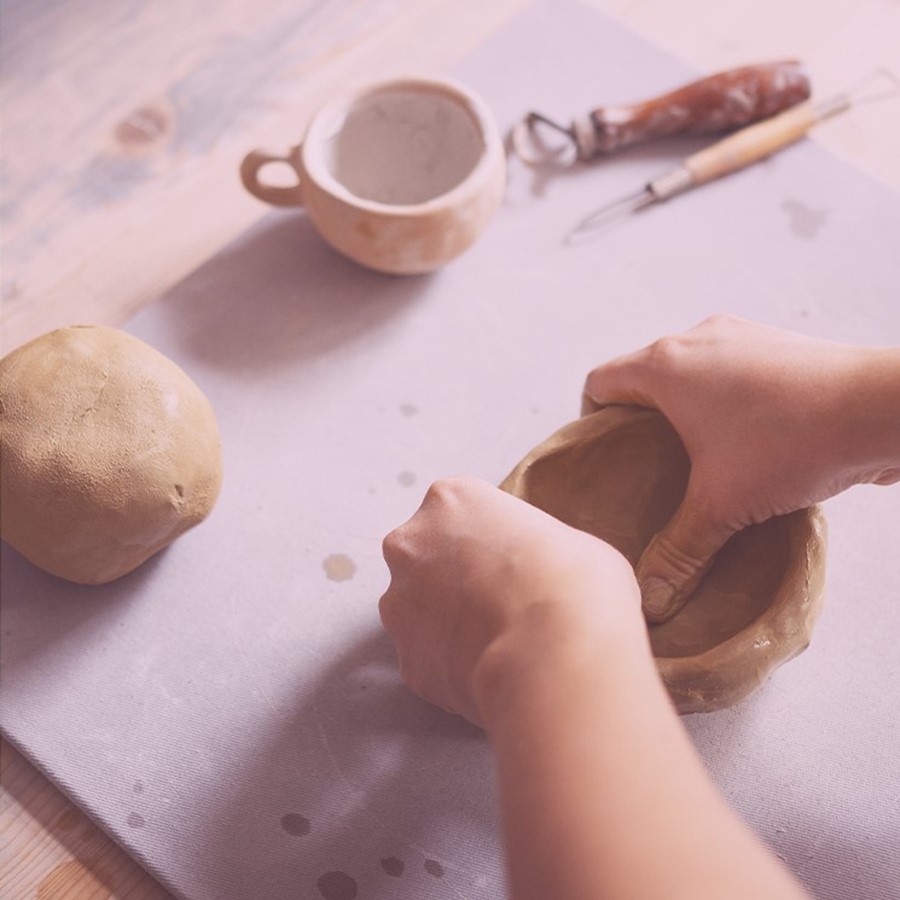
512, 60, 811, 166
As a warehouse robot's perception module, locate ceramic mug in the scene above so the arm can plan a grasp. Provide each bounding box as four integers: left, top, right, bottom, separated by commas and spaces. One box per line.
240, 76, 506, 275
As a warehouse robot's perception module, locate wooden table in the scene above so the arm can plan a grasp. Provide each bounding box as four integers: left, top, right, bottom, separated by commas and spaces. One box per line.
2, 0, 898, 896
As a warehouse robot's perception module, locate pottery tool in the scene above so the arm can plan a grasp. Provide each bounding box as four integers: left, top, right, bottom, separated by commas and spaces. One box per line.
511, 60, 811, 167
568, 69, 900, 240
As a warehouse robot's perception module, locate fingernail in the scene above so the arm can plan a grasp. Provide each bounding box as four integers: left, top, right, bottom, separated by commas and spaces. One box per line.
640, 576, 677, 619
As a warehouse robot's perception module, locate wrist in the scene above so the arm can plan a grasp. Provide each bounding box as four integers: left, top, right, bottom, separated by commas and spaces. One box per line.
833, 347, 900, 479
472, 590, 655, 733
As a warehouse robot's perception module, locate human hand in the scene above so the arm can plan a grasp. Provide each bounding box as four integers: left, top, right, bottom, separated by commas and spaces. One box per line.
380, 476, 646, 727
584, 315, 900, 622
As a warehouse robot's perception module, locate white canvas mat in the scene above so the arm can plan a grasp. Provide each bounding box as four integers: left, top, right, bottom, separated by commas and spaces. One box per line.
3, 2, 899, 898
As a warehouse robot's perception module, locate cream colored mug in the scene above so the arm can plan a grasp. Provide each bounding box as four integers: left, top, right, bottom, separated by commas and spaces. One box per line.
240, 77, 506, 274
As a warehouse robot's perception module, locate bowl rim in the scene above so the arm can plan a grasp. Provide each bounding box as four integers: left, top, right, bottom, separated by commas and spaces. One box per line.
499, 404, 828, 713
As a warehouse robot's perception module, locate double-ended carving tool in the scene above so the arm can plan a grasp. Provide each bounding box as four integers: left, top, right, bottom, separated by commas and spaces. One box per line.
567, 68, 900, 240
511, 60, 812, 167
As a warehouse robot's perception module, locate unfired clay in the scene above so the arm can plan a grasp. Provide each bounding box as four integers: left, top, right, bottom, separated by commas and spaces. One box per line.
500, 406, 827, 714
0, 326, 223, 585
240, 77, 506, 274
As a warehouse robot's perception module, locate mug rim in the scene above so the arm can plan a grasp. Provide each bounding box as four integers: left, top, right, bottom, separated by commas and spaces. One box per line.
300, 75, 505, 215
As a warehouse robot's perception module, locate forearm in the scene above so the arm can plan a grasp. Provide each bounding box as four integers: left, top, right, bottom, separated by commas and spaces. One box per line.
838, 347, 900, 479
478, 624, 809, 900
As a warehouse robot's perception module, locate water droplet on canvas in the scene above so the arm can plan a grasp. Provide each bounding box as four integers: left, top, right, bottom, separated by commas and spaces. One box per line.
280, 813, 311, 836
323, 554, 356, 582
781, 198, 829, 240
317, 870, 358, 900
424, 859, 444, 877
381, 857, 405, 877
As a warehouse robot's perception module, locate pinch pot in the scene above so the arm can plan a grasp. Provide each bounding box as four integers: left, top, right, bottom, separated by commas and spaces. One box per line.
500, 405, 827, 714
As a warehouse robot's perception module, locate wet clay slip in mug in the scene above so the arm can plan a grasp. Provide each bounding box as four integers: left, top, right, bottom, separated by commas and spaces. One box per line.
241, 77, 506, 274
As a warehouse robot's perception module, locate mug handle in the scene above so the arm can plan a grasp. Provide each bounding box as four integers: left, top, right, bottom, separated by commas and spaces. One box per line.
240, 146, 306, 207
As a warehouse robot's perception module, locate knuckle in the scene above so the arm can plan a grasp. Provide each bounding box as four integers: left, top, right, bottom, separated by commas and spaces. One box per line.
382, 525, 412, 567
651, 532, 708, 581
425, 475, 480, 505
701, 312, 733, 328
699, 312, 743, 335
423, 477, 454, 505
382, 528, 399, 559
378, 589, 408, 637
378, 590, 396, 627
645, 334, 684, 370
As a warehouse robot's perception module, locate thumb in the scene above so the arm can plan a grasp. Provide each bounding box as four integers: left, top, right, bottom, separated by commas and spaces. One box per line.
637, 487, 736, 624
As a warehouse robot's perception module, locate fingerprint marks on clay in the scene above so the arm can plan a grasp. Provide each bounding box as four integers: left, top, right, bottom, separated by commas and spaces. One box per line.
781, 198, 830, 239
323, 553, 357, 582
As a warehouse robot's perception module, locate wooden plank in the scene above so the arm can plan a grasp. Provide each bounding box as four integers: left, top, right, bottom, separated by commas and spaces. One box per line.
0, 0, 527, 353
1, 740, 172, 898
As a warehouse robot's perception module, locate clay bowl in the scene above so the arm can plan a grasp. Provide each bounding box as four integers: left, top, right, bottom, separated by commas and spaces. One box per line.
499, 405, 827, 714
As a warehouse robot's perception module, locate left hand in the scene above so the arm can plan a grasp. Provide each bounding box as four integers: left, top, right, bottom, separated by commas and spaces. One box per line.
380, 476, 646, 727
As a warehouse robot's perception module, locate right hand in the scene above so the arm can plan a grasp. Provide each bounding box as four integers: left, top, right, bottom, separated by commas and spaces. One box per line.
583, 315, 900, 622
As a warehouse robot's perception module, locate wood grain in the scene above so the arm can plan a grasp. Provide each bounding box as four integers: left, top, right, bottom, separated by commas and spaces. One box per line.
1, 740, 171, 898
2, 0, 899, 896
0, 0, 525, 354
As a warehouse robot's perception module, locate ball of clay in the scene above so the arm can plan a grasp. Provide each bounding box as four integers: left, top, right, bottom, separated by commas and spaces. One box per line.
0, 325, 223, 584
500, 406, 827, 714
